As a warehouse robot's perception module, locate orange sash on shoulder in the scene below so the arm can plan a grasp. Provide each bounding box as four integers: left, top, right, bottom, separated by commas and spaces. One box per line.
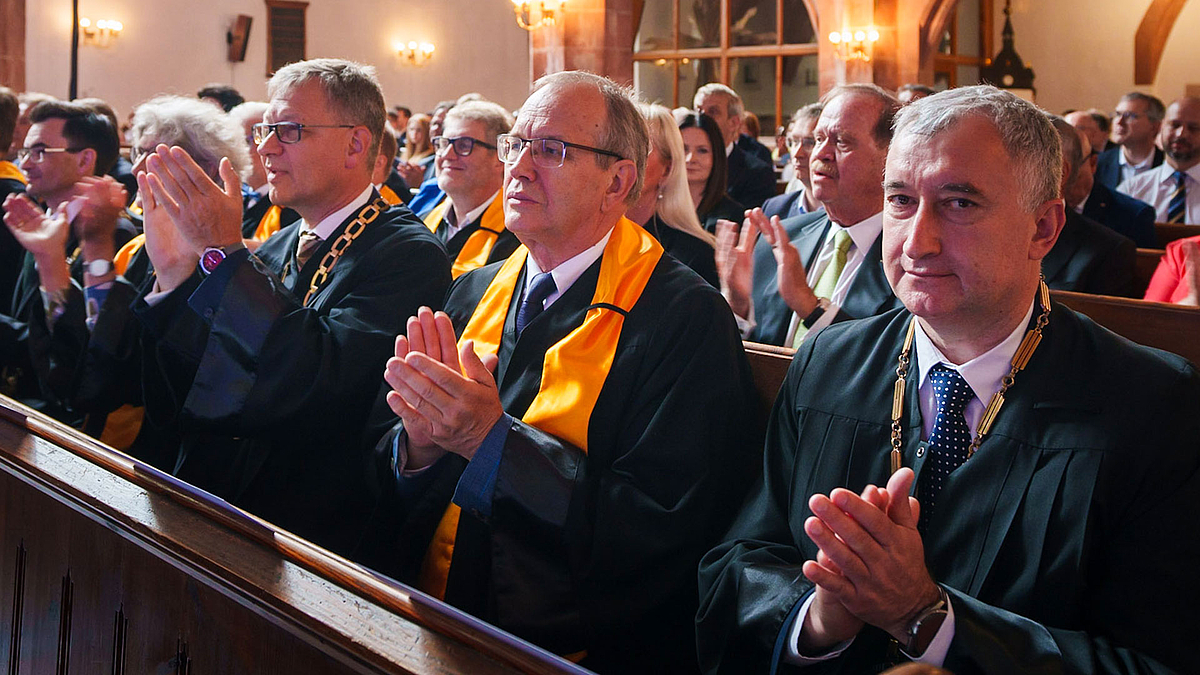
422, 193, 509, 278
253, 204, 283, 242
0, 161, 26, 185
416, 216, 663, 600
380, 184, 403, 206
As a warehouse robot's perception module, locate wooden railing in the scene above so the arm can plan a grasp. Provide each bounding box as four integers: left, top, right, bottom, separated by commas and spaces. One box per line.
0, 396, 589, 675
1155, 222, 1199, 248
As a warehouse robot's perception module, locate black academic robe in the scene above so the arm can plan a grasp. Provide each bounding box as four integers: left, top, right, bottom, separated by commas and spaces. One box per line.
358, 251, 759, 674
0, 176, 26, 315
727, 144, 777, 211
643, 215, 719, 288
240, 192, 300, 240
697, 304, 1200, 674
699, 194, 746, 234
434, 203, 522, 267
130, 196, 451, 555
748, 211, 901, 346
1042, 209, 1137, 297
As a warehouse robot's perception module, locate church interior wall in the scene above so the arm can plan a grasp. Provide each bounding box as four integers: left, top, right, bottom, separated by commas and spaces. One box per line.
25, 0, 532, 121
1001, 0, 1200, 114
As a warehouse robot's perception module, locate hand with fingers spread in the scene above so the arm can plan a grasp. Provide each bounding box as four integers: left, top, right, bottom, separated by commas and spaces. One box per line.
383, 306, 503, 469
3, 193, 72, 293
396, 161, 426, 190
715, 217, 758, 318
749, 208, 820, 317
142, 144, 244, 255
72, 175, 128, 271
802, 468, 940, 642
137, 168, 199, 293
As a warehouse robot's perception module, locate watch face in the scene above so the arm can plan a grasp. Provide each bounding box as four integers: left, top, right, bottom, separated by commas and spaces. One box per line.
200, 248, 226, 274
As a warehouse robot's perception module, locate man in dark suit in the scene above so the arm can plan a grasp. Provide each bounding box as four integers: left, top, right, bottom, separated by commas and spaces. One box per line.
1064, 110, 1156, 247
361, 71, 756, 674
695, 83, 776, 210
1043, 117, 1136, 296
718, 85, 902, 348
762, 103, 822, 222
130, 58, 451, 556
1094, 92, 1164, 190
698, 85, 1199, 675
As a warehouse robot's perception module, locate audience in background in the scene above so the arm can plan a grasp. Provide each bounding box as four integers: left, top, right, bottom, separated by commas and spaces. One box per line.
679, 111, 745, 232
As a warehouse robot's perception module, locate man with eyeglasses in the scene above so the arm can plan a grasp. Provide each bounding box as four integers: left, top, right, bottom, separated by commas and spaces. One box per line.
228, 100, 300, 244
360, 71, 756, 674
418, 100, 520, 277
762, 102, 823, 222
1118, 97, 1200, 226
1096, 92, 1165, 190
128, 58, 450, 556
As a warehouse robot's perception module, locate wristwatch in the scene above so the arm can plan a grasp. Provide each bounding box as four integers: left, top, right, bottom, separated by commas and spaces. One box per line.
801, 297, 832, 328
199, 246, 229, 275
84, 258, 114, 276
903, 585, 949, 656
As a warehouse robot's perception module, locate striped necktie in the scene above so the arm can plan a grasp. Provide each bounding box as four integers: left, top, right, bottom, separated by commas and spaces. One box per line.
1167, 170, 1188, 224
295, 230, 323, 268
917, 364, 974, 532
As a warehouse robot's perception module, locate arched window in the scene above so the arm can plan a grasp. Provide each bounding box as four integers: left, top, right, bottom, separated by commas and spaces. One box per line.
933, 0, 992, 89
634, 0, 818, 134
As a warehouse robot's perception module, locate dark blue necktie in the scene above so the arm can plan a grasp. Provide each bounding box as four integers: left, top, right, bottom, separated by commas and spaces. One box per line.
516, 272, 556, 334
1167, 170, 1188, 224
917, 364, 974, 531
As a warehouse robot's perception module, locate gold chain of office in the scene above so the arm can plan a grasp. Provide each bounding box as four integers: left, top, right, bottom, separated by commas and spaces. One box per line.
887, 279, 1052, 475
303, 197, 388, 306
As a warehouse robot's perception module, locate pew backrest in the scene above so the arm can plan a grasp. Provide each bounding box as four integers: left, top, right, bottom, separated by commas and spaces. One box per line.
1051, 290, 1200, 366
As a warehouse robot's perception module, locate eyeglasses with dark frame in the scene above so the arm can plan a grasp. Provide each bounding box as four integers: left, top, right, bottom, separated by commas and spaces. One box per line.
251, 122, 356, 145
16, 146, 86, 163
496, 134, 625, 168
432, 135, 497, 157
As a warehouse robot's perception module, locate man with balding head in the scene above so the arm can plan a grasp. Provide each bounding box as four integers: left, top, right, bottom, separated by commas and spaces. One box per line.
362, 71, 755, 674
719, 84, 903, 348
1119, 97, 1200, 224
1065, 108, 1112, 155
699, 85, 1198, 675
695, 83, 776, 210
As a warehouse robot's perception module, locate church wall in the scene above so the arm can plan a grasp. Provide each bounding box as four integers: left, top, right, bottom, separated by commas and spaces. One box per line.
1000, 0, 1200, 115
24, 0, 532, 122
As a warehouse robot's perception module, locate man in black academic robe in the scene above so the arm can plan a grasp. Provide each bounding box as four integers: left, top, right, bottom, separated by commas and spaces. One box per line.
361, 72, 757, 675
698, 86, 1200, 675
129, 59, 451, 556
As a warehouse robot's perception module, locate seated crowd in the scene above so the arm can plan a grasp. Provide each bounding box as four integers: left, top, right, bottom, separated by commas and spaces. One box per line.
0, 62, 1197, 675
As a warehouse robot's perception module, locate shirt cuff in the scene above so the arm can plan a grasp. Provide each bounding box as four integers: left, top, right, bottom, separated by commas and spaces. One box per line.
783, 591, 856, 665
901, 593, 955, 667
450, 413, 515, 520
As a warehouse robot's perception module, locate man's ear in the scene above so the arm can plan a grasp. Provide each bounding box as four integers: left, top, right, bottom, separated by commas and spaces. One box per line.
78, 147, 97, 176
600, 159, 638, 213
1029, 198, 1066, 261
345, 127, 372, 170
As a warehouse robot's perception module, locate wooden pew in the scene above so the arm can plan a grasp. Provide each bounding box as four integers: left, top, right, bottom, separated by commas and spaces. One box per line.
744, 341, 794, 418
1051, 290, 1200, 365
0, 396, 586, 675
1133, 248, 1164, 297
1155, 222, 1199, 248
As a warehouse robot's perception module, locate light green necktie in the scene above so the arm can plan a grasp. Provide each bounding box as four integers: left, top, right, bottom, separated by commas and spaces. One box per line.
792, 228, 853, 347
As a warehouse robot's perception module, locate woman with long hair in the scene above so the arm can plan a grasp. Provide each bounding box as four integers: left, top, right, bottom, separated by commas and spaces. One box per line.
678, 111, 744, 232
628, 104, 719, 287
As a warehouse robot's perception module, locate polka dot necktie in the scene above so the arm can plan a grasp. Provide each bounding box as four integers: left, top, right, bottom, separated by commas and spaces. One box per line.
917, 364, 974, 531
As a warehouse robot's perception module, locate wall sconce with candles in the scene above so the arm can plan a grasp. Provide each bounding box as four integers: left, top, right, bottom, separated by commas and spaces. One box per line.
828, 28, 879, 62
79, 17, 124, 47
397, 41, 435, 66
512, 0, 566, 31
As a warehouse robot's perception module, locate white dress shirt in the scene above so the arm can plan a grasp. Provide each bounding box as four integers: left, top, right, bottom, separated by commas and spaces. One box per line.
1116, 148, 1159, 187
1118, 162, 1200, 225
523, 227, 613, 311
786, 298, 1036, 667
441, 190, 500, 241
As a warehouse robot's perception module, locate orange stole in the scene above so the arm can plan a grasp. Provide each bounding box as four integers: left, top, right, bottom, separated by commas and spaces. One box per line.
380, 184, 403, 206
253, 204, 284, 242
421, 194, 509, 278
113, 235, 145, 276
416, 217, 663, 601
0, 161, 26, 184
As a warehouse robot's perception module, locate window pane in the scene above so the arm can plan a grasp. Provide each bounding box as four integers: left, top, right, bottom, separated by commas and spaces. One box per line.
679, 58, 721, 106
635, 0, 675, 52
635, 60, 677, 107
732, 0, 777, 47
780, 55, 820, 124
957, 65, 980, 87
730, 56, 777, 132
681, 0, 721, 48
955, 0, 982, 58
781, 0, 816, 45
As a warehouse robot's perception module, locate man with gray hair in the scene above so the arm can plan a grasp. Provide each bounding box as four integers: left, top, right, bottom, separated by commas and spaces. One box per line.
763, 102, 822, 220
1096, 92, 1165, 190
1042, 115, 1136, 296
418, 100, 521, 276
362, 70, 755, 673
694, 83, 776, 209
699, 85, 1199, 674
130, 58, 451, 556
